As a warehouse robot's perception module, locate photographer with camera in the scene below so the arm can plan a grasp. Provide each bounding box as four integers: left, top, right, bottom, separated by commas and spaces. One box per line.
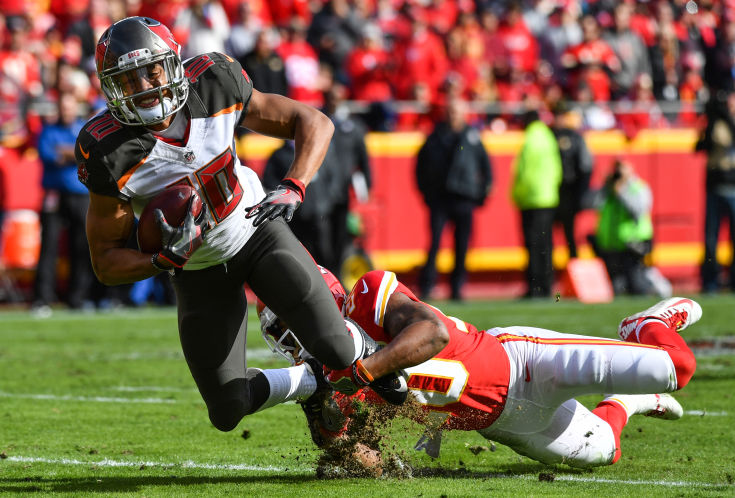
592, 159, 657, 296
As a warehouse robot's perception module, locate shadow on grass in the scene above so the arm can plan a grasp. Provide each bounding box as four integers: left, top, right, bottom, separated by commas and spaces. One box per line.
0, 463, 593, 492
411, 461, 591, 479
0, 474, 309, 493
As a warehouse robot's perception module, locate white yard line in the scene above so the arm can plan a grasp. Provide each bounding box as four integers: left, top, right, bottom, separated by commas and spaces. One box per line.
547, 475, 727, 488
0, 391, 179, 404
5, 456, 288, 472
2, 456, 729, 488
111, 386, 197, 393
91, 348, 279, 362
684, 410, 729, 416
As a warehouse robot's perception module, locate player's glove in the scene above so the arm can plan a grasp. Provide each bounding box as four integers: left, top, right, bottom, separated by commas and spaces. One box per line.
152, 197, 208, 270
246, 177, 305, 227
325, 318, 408, 406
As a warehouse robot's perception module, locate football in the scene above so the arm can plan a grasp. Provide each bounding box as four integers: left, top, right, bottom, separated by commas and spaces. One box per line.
137, 184, 202, 253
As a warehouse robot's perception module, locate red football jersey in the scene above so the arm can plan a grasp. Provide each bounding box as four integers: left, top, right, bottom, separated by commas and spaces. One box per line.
344, 270, 510, 431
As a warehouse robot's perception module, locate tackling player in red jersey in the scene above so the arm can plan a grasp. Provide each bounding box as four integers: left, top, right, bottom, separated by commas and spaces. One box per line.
260, 268, 699, 468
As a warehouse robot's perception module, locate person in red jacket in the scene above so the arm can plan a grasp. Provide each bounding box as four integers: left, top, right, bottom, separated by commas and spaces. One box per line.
345, 23, 393, 102
561, 14, 620, 102
392, 9, 448, 101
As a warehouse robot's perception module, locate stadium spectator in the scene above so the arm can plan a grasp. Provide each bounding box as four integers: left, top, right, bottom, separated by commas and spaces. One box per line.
617, 73, 665, 140
393, 81, 435, 134
277, 18, 325, 106
392, 8, 448, 101
322, 82, 372, 275
416, 96, 492, 301
511, 109, 562, 298
307, 0, 363, 84
344, 23, 393, 102
31, 91, 93, 314
478, 7, 508, 70
603, 2, 652, 100
552, 100, 593, 260
238, 29, 288, 96
702, 17, 735, 94
224, 2, 263, 61
268, 0, 311, 29
262, 139, 340, 270
649, 21, 683, 123
173, 0, 231, 60
137, 0, 188, 29
445, 19, 486, 101
535, 2, 583, 80
561, 14, 620, 103
696, 91, 735, 294
79, 16, 385, 434
591, 159, 655, 296
260, 267, 699, 470
575, 81, 617, 130
0, 15, 42, 149
497, 3, 538, 74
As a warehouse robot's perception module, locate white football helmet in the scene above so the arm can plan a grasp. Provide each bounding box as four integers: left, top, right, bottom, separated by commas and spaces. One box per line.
95, 16, 188, 126
258, 266, 347, 364
257, 300, 306, 365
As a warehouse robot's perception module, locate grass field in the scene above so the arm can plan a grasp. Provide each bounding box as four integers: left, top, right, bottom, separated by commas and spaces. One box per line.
0, 295, 733, 496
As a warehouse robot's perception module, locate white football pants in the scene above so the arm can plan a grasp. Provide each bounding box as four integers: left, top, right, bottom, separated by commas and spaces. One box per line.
477, 326, 677, 467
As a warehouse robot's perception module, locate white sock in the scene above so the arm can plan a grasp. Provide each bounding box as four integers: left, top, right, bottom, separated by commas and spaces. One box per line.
604, 394, 655, 422
256, 363, 317, 412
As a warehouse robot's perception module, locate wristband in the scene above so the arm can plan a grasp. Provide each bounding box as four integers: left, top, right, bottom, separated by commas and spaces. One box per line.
151, 253, 168, 271
281, 177, 306, 200
151, 253, 178, 275
352, 359, 375, 385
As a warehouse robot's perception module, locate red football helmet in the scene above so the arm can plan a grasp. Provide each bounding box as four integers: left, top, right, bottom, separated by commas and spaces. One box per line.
259, 266, 346, 364
95, 16, 188, 126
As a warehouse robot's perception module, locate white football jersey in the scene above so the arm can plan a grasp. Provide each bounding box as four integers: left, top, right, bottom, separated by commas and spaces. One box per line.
76, 52, 265, 269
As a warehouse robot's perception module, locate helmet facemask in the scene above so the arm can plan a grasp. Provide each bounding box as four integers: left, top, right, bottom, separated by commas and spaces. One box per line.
100, 50, 188, 126
259, 306, 307, 365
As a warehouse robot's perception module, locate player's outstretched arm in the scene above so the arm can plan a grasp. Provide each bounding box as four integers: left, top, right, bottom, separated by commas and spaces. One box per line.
360, 292, 450, 380
87, 192, 161, 285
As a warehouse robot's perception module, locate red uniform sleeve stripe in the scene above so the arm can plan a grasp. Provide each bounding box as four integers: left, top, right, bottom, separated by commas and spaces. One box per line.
493, 333, 662, 349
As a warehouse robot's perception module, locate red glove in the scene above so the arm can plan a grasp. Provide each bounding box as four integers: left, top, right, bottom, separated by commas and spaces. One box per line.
325, 359, 375, 395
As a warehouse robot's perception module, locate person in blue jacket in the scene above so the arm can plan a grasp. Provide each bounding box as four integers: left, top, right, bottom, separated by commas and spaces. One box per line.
31, 91, 94, 313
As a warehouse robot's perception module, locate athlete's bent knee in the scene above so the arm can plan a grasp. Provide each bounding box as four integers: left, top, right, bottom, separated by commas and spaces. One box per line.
207, 399, 253, 432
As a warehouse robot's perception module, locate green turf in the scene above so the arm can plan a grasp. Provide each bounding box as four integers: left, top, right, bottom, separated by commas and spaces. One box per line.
0, 295, 733, 496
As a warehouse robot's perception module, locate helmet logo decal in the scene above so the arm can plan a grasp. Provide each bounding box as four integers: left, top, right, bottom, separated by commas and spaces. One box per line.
95, 16, 189, 126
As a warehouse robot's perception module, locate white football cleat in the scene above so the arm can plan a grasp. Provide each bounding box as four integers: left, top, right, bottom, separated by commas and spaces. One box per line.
618, 297, 702, 341
605, 393, 683, 421
644, 393, 684, 420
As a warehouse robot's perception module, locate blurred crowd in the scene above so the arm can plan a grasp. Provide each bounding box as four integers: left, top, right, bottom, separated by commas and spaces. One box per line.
1, 0, 735, 145
2, 0, 735, 309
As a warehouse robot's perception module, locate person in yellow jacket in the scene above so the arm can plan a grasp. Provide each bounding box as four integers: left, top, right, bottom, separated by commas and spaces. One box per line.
512, 110, 563, 297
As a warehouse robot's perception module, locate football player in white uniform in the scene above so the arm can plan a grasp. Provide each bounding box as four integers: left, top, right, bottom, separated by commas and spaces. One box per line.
77, 17, 402, 433
260, 267, 700, 469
